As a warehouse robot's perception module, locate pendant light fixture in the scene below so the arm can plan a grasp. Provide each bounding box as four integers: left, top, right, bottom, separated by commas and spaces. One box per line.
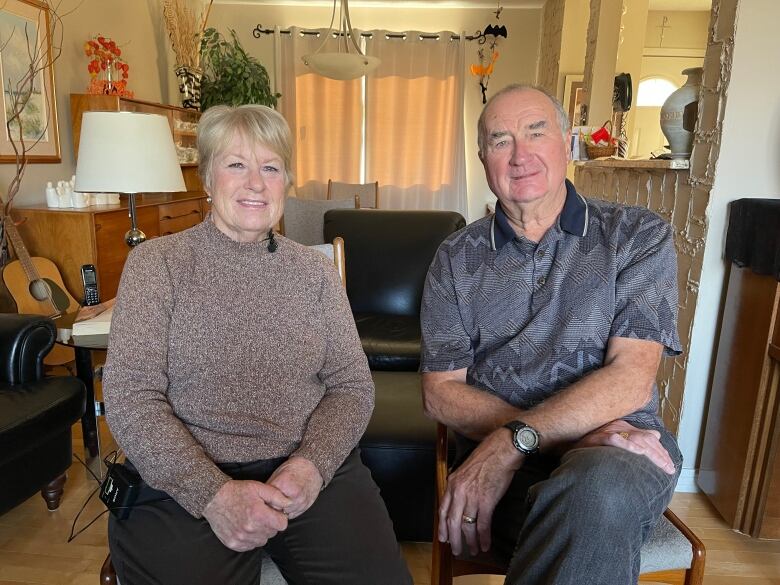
302, 0, 380, 80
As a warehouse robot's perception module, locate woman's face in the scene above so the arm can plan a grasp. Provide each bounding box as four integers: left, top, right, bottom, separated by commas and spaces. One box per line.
207, 132, 286, 243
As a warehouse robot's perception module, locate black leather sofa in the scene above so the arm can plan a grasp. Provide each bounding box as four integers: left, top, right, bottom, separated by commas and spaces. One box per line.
0, 314, 86, 516
324, 209, 465, 541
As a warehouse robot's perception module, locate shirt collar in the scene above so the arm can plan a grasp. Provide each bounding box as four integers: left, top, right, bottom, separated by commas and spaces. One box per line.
490, 179, 589, 251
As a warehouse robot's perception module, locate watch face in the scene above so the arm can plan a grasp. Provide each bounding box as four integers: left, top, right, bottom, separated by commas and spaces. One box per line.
517, 427, 539, 451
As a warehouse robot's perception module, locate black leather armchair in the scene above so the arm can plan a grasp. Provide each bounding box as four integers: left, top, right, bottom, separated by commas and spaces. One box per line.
0, 314, 86, 516
324, 209, 465, 542
324, 209, 465, 371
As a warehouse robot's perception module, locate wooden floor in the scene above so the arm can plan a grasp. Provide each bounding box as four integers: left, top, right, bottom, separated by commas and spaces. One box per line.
2, 421, 780, 584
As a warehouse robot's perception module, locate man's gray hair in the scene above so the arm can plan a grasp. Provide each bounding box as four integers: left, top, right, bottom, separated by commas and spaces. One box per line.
477, 84, 570, 157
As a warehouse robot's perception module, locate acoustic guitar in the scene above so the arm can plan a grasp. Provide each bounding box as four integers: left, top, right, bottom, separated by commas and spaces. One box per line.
2, 217, 78, 366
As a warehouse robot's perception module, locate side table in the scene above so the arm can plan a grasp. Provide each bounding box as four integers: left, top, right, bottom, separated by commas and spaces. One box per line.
54, 313, 107, 460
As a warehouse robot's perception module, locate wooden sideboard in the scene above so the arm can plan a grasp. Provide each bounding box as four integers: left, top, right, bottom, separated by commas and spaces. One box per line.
698, 266, 780, 538
13, 194, 210, 303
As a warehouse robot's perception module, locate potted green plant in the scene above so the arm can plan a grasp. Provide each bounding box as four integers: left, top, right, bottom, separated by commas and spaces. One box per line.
199, 27, 280, 110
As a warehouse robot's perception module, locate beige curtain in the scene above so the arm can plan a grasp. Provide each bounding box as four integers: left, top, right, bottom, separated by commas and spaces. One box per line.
364, 31, 466, 214
275, 27, 363, 199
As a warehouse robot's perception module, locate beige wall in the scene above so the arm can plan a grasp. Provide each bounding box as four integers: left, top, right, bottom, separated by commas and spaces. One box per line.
208, 3, 542, 222
556, 0, 589, 100
616, 0, 649, 146
583, 0, 623, 125
644, 9, 711, 49
0, 0, 170, 208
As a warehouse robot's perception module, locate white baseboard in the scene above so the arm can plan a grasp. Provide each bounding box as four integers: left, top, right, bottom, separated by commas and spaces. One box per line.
674, 467, 700, 493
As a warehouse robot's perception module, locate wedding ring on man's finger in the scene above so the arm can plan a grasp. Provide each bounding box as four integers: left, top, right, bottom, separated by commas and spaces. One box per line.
462, 515, 477, 525
618, 431, 630, 440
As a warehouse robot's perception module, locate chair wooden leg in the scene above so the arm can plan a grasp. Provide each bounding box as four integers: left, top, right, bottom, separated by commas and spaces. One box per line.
639, 569, 686, 584
431, 538, 454, 585
664, 509, 706, 585
40, 473, 66, 511
101, 553, 118, 585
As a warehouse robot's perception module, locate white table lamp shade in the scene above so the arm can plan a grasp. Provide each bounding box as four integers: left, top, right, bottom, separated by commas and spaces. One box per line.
75, 111, 186, 194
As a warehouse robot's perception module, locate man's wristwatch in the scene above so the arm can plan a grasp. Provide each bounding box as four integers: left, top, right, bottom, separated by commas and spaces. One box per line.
504, 420, 541, 455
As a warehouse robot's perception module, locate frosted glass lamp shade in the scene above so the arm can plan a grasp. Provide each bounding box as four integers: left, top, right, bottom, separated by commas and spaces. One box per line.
302, 52, 380, 80
75, 111, 185, 194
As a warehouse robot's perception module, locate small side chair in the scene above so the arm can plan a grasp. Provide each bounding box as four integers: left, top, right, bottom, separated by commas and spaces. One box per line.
280, 195, 356, 246
431, 423, 706, 585
327, 179, 379, 209
309, 236, 346, 287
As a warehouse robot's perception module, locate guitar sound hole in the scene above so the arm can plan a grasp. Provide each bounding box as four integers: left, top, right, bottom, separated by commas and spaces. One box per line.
29, 279, 50, 302
29, 278, 70, 312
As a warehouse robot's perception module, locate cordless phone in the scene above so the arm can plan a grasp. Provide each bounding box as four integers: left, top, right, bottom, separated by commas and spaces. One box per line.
80, 264, 101, 306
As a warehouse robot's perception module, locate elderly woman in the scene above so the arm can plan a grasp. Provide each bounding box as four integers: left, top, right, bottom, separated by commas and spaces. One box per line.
103, 105, 412, 585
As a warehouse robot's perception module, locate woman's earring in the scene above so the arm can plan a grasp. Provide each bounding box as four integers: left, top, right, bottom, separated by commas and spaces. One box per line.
206, 195, 213, 204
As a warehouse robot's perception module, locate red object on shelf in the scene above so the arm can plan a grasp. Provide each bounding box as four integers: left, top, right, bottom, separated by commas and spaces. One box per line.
591, 124, 612, 144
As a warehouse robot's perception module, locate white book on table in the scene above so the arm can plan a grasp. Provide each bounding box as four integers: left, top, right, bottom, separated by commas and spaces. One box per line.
73, 305, 114, 336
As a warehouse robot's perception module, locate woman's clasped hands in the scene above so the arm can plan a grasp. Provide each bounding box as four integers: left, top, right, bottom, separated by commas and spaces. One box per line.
203, 479, 291, 552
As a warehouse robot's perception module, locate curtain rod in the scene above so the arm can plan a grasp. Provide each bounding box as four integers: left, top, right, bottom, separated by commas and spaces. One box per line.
251, 24, 484, 41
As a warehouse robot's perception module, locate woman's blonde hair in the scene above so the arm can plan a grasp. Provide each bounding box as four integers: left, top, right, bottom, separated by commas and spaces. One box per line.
198, 104, 294, 192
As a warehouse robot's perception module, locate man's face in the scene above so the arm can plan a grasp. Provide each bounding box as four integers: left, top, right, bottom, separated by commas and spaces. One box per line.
480, 89, 571, 207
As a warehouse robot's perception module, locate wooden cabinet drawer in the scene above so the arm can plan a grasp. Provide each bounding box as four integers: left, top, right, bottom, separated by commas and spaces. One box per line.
159, 212, 202, 236
158, 200, 202, 222
95, 207, 160, 299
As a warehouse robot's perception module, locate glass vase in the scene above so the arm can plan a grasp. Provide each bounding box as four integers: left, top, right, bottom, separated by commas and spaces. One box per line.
102, 59, 118, 95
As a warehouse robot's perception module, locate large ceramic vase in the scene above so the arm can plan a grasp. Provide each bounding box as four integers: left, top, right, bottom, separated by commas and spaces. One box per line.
175, 65, 203, 111
660, 67, 703, 159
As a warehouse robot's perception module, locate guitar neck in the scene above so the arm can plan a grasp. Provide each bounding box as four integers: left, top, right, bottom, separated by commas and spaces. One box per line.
3, 217, 41, 283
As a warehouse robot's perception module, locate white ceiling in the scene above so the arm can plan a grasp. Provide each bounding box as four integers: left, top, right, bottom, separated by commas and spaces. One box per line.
218, 0, 712, 10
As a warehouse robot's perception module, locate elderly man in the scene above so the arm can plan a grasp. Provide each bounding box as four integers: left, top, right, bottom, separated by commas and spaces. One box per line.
420, 84, 682, 584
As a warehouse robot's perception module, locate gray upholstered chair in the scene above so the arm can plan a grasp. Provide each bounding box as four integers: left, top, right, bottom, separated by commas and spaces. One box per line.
327, 179, 379, 209
280, 196, 356, 246
260, 553, 287, 585
431, 423, 706, 585
309, 237, 346, 286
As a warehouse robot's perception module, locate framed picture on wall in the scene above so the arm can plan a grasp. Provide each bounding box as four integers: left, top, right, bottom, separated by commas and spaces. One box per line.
563, 74, 585, 128
0, 0, 60, 163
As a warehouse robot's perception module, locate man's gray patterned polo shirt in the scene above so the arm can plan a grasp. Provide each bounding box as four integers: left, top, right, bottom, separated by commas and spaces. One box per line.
420, 180, 681, 430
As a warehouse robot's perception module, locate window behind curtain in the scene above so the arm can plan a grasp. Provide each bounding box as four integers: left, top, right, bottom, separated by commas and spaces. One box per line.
365, 31, 465, 211
276, 27, 363, 199
277, 28, 466, 213
294, 73, 362, 196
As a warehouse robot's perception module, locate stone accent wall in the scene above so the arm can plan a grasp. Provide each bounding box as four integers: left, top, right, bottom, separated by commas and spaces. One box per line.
581, 0, 601, 120
690, 0, 738, 190
537, 0, 565, 94
574, 167, 700, 434
573, 0, 740, 435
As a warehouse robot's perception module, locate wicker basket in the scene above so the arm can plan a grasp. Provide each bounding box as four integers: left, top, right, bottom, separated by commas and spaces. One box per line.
586, 143, 617, 159
585, 119, 616, 159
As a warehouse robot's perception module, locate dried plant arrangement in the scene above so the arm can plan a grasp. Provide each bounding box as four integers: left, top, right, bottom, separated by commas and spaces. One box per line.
162, 0, 213, 68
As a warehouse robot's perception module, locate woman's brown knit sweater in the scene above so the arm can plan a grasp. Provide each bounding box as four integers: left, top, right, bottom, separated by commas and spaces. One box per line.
103, 219, 373, 517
